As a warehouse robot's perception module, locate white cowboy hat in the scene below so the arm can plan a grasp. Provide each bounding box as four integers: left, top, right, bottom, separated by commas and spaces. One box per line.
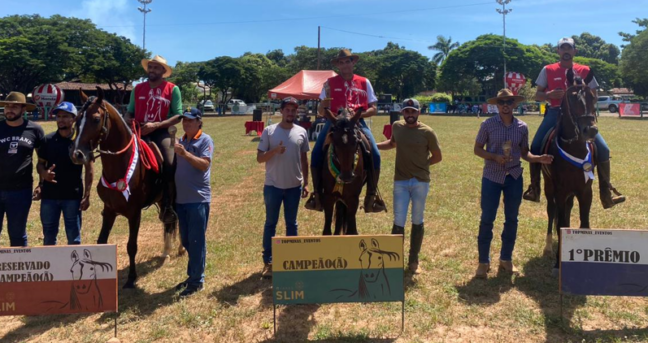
141, 55, 173, 78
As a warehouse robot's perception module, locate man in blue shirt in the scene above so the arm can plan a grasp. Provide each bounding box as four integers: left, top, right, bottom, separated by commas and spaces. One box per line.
173, 107, 214, 297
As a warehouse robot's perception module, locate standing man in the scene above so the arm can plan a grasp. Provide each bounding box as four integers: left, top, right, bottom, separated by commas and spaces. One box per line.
0, 92, 44, 246
257, 97, 310, 279
34, 102, 93, 245
473, 89, 553, 279
377, 99, 442, 274
126, 55, 183, 224
305, 49, 385, 213
173, 107, 213, 298
524, 37, 625, 209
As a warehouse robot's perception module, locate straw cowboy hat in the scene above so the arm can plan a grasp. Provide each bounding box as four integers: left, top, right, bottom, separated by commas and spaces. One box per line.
331, 49, 360, 64
0, 92, 36, 111
487, 88, 525, 105
141, 55, 173, 78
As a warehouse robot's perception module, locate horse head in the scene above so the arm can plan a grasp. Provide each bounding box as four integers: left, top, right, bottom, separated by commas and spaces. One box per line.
72, 87, 110, 165
562, 69, 598, 142
324, 107, 363, 183
358, 238, 399, 283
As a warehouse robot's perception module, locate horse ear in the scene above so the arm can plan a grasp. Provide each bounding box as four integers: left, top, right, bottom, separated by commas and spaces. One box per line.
83, 249, 92, 260
566, 68, 574, 86
323, 108, 338, 122
96, 86, 104, 104
359, 239, 367, 251
584, 69, 595, 86
80, 89, 88, 103
371, 238, 379, 249
351, 107, 363, 123
71, 250, 79, 262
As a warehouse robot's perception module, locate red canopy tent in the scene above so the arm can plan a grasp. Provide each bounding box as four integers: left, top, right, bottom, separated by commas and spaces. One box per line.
268, 70, 337, 100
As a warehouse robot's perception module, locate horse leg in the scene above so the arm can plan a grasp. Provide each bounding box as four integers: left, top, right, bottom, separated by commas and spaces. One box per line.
565, 195, 575, 228
323, 198, 334, 236
544, 196, 556, 258
124, 211, 142, 289
553, 194, 569, 271
578, 188, 593, 229
97, 207, 117, 244
334, 202, 346, 235
346, 198, 360, 235
163, 220, 183, 263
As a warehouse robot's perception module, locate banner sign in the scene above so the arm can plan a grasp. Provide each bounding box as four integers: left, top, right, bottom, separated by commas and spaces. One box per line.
273, 235, 404, 304
618, 103, 641, 117
0, 245, 118, 316
561, 228, 648, 296
428, 103, 447, 113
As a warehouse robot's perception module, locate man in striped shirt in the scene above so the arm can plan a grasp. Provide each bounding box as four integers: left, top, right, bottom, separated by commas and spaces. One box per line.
473, 89, 553, 279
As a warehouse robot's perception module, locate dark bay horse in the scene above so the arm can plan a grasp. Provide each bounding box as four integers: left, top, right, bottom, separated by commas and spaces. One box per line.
541, 72, 599, 271
71, 88, 181, 288
320, 107, 367, 235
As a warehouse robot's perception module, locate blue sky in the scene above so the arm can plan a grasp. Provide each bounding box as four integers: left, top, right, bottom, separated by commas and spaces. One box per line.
2, 0, 646, 66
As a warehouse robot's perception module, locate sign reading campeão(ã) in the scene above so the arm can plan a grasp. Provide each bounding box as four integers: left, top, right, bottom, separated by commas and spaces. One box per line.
0, 245, 117, 316
561, 228, 648, 296
272, 235, 404, 304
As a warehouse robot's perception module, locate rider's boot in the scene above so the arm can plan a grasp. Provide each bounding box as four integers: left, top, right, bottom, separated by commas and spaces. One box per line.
523, 162, 541, 202
598, 160, 626, 209
305, 167, 323, 212
160, 174, 178, 224
391, 223, 405, 235
408, 223, 425, 274
364, 167, 386, 213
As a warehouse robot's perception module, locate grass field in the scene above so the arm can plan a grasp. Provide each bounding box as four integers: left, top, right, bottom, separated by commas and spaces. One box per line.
1, 114, 647, 343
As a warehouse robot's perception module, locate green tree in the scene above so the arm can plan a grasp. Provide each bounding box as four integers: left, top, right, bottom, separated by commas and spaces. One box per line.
168, 61, 203, 104
571, 33, 620, 65
572, 56, 620, 90
266, 49, 289, 67
619, 18, 648, 47
198, 56, 246, 112
620, 29, 648, 97
370, 43, 436, 100
428, 35, 460, 65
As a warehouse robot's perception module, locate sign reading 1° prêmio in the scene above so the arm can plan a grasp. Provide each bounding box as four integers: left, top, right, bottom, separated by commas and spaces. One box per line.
272, 235, 404, 304
561, 228, 648, 296
0, 245, 118, 316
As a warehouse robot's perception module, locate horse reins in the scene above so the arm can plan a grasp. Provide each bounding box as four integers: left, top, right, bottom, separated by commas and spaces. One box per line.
78, 97, 134, 160
560, 85, 597, 144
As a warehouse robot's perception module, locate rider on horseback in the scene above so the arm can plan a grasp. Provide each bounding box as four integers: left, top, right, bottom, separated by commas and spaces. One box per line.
524, 38, 625, 209
305, 49, 386, 213
125, 55, 183, 223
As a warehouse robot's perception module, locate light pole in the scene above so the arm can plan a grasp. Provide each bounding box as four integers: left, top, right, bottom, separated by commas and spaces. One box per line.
137, 0, 153, 50
496, 0, 512, 89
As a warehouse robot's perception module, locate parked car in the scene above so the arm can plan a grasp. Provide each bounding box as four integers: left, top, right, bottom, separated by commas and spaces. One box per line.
202, 100, 215, 112
227, 99, 246, 109
596, 96, 623, 113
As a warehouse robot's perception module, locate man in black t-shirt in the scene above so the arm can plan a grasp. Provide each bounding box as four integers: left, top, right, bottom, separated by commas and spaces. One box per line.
34, 102, 94, 245
0, 92, 44, 247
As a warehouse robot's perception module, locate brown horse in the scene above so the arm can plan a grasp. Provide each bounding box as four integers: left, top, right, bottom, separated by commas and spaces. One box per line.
71, 87, 181, 288
320, 107, 367, 235
541, 71, 599, 272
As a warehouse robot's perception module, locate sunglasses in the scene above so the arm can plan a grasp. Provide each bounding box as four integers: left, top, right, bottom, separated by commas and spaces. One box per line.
497, 99, 516, 106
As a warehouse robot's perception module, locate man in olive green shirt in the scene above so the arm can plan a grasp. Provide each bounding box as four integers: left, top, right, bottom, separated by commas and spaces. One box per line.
378, 98, 442, 274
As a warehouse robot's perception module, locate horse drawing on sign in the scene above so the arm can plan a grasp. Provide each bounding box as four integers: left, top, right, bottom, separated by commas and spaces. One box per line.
330, 238, 400, 300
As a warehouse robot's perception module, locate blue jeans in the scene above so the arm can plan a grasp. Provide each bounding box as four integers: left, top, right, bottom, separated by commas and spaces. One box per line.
0, 189, 32, 247
478, 176, 523, 263
176, 202, 210, 287
41, 199, 82, 245
311, 118, 381, 169
263, 185, 301, 264
393, 178, 430, 227
531, 107, 610, 161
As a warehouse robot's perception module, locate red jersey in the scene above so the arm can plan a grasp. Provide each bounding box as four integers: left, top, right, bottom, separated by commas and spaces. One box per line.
327, 75, 369, 114
545, 62, 591, 107
132, 81, 177, 123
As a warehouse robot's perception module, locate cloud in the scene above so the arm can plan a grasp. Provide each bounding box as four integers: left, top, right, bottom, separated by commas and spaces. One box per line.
73, 0, 136, 42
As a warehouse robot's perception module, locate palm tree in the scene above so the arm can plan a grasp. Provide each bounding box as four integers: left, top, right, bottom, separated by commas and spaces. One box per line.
428, 35, 460, 65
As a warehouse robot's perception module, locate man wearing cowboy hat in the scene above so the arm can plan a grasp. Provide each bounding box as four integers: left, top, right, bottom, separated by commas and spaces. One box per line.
126, 55, 183, 224
34, 101, 94, 246
524, 37, 624, 209
473, 89, 553, 279
0, 92, 44, 246
305, 48, 385, 213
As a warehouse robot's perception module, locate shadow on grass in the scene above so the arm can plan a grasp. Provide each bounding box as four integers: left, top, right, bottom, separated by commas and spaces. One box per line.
212, 272, 273, 309
518, 254, 648, 342
250, 136, 261, 142
455, 267, 515, 306
1, 256, 169, 343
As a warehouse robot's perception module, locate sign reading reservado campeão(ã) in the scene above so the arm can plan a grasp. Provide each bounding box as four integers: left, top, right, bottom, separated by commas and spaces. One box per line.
0, 245, 117, 316
561, 228, 648, 296
272, 235, 404, 305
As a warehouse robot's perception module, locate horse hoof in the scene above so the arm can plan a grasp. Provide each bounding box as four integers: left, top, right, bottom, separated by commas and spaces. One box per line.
163, 254, 172, 264
123, 281, 136, 289
178, 247, 186, 256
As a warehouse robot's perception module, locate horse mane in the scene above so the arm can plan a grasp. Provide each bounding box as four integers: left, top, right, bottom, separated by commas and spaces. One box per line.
81, 259, 114, 273
370, 249, 401, 261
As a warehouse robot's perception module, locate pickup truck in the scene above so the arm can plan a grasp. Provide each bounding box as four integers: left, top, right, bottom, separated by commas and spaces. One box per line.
596, 96, 624, 113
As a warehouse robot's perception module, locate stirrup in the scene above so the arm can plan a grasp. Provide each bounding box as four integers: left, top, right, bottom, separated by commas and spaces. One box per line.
305, 193, 323, 212
523, 186, 540, 202
364, 195, 386, 213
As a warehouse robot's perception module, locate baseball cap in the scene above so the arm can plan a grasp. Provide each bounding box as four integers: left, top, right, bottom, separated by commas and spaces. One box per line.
558, 37, 575, 48
400, 98, 420, 112
52, 101, 78, 117
281, 97, 299, 109
182, 107, 202, 120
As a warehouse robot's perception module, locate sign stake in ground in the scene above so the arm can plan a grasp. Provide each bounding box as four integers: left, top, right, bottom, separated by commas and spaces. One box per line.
272, 235, 405, 336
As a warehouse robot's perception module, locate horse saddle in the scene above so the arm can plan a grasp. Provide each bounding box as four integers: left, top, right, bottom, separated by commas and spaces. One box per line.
541, 128, 596, 178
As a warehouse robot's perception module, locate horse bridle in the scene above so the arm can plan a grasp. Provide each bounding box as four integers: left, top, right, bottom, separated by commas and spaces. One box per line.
78, 97, 132, 160
330, 125, 361, 167
560, 85, 597, 144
